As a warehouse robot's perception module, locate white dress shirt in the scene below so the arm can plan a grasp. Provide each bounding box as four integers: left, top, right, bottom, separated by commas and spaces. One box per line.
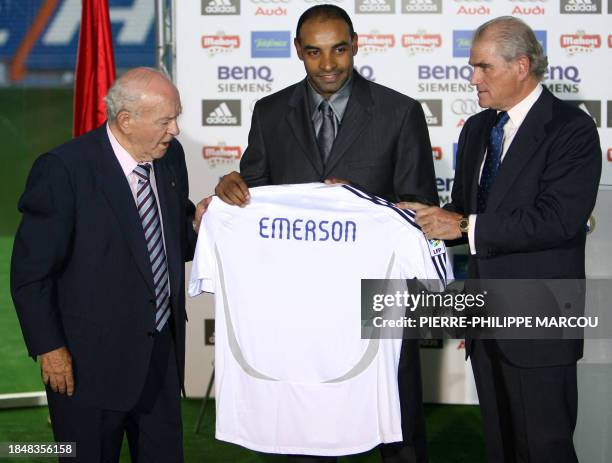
468, 84, 543, 254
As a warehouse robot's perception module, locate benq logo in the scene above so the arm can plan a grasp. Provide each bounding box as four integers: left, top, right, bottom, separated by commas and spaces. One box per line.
401, 33, 442, 55
251, 31, 291, 58
566, 100, 601, 127
202, 0, 241, 15
453, 30, 473, 58
358, 34, 395, 54
355, 0, 395, 14
201, 35, 240, 57
419, 100, 442, 126
203, 144, 242, 168
204, 319, 215, 345
402, 0, 442, 14
560, 32, 601, 55
202, 100, 241, 126
560, 0, 601, 14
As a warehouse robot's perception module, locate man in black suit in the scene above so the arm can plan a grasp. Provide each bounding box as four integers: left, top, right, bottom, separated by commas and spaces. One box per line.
11, 68, 207, 462
400, 17, 601, 462
215, 5, 437, 463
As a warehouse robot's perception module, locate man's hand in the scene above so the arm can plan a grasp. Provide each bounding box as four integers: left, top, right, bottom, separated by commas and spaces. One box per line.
397, 202, 463, 240
324, 178, 351, 185
193, 196, 213, 233
39, 347, 74, 396
215, 171, 250, 207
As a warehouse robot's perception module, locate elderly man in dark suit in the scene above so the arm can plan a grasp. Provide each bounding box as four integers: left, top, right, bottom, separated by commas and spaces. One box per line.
11, 67, 207, 462
215, 5, 437, 463
400, 17, 601, 463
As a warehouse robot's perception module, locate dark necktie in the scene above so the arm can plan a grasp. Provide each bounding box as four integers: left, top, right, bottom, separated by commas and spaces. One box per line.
477, 111, 510, 213
316, 100, 335, 164
134, 164, 171, 332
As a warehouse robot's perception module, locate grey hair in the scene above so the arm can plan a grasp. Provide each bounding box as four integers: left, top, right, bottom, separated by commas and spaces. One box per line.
472, 16, 548, 81
104, 67, 172, 120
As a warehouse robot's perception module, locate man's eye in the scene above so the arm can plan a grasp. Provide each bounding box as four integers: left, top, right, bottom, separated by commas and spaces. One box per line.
307, 50, 319, 57
335, 47, 346, 53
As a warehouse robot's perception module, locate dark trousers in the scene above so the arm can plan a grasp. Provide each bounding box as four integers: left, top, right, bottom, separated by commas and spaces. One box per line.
470, 340, 578, 463
46, 325, 183, 463
287, 340, 427, 463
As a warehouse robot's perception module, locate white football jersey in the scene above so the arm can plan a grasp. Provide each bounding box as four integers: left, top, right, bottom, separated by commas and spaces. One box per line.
189, 183, 450, 456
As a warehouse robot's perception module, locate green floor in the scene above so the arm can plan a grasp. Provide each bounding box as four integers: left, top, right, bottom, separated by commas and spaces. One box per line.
0, 401, 484, 463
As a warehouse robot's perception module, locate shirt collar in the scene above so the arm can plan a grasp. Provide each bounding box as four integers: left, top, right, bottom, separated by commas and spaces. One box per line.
308, 72, 354, 122
505, 84, 543, 129
106, 123, 150, 177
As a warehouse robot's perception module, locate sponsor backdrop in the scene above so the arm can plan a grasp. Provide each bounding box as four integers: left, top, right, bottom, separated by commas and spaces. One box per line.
176, 1, 610, 403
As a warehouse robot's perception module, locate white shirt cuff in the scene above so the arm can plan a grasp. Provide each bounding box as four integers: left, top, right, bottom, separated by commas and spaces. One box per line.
468, 214, 477, 255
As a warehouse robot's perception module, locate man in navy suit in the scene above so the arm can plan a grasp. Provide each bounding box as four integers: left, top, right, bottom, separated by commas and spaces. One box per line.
215, 5, 437, 463
400, 17, 601, 463
11, 67, 207, 462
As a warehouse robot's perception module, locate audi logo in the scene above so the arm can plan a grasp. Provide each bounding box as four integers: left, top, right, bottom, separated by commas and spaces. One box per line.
451, 99, 480, 115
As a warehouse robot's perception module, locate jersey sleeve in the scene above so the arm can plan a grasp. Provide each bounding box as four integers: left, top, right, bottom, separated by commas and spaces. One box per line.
188, 200, 220, 296
392, 208, 453, 289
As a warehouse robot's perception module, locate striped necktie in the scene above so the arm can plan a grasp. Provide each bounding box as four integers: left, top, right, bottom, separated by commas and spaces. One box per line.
316, 100, 335, 164
134, 164, 171, 332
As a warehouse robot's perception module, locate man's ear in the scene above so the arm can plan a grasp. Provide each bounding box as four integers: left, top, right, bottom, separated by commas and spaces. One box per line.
516, 55, 530, 81
116, 110, 132, 134
352, 33, 359, 56
294, 38, 304, 61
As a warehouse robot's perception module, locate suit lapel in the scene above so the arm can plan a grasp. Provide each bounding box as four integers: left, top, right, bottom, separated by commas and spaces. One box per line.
153, 155, 181, 309
324, 72, 373, 174
469, 110, 497, 212
286, 81, 324, 176
94, 126, 156, 295
486, 89, 550, 212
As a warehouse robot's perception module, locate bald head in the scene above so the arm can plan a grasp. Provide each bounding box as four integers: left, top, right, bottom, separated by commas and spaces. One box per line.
106, 67, 182, 163
105, 67, 179, 120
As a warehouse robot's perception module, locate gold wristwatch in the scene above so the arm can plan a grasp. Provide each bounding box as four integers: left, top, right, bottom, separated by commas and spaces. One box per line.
458, 216, 469, 235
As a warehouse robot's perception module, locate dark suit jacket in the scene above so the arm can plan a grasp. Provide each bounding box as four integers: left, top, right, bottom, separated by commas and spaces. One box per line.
240, 70, 438, 204
11, 125, 196, 411
448, 87, 601, 367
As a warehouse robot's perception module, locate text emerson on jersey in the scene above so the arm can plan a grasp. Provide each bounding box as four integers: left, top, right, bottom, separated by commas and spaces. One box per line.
259, 217, 357, 242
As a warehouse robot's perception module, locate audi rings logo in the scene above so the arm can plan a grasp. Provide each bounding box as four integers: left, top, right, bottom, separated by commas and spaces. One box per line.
451, 99, 480, 115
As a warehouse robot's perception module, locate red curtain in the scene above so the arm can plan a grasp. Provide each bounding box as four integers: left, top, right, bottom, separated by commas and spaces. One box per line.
73, 0, 116, 137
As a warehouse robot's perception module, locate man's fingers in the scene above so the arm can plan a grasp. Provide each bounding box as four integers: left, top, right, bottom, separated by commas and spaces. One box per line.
215, 172, 250, 206
65, 371, 75, 396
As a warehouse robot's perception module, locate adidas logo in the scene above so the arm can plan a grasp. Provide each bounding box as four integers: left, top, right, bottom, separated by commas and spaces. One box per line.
202, 0, 240, 15
561, 0, 599, 13
420, 100, 442, 126
357, 0, 394, 13
403, 0, 442, 13
203, 101, 241, 126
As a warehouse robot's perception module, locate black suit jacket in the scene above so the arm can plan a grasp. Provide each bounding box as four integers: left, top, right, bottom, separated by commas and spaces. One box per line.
240, 71, 438, 204
448, 87, 601, 367
11, 125, 196, 410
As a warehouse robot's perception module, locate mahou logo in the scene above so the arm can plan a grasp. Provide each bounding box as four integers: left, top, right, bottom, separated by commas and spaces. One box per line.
401, 32, 442, 55
201, 34, 240, 56
202, 144, 242, 168
560, 32, 601, 56
560, 0, 601, 14
358, 33, 395, 54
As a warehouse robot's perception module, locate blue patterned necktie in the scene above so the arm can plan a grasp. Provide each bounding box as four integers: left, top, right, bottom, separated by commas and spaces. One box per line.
134, 164, 171, 332
317, 100, 335, 164
477, 111, 510, 213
